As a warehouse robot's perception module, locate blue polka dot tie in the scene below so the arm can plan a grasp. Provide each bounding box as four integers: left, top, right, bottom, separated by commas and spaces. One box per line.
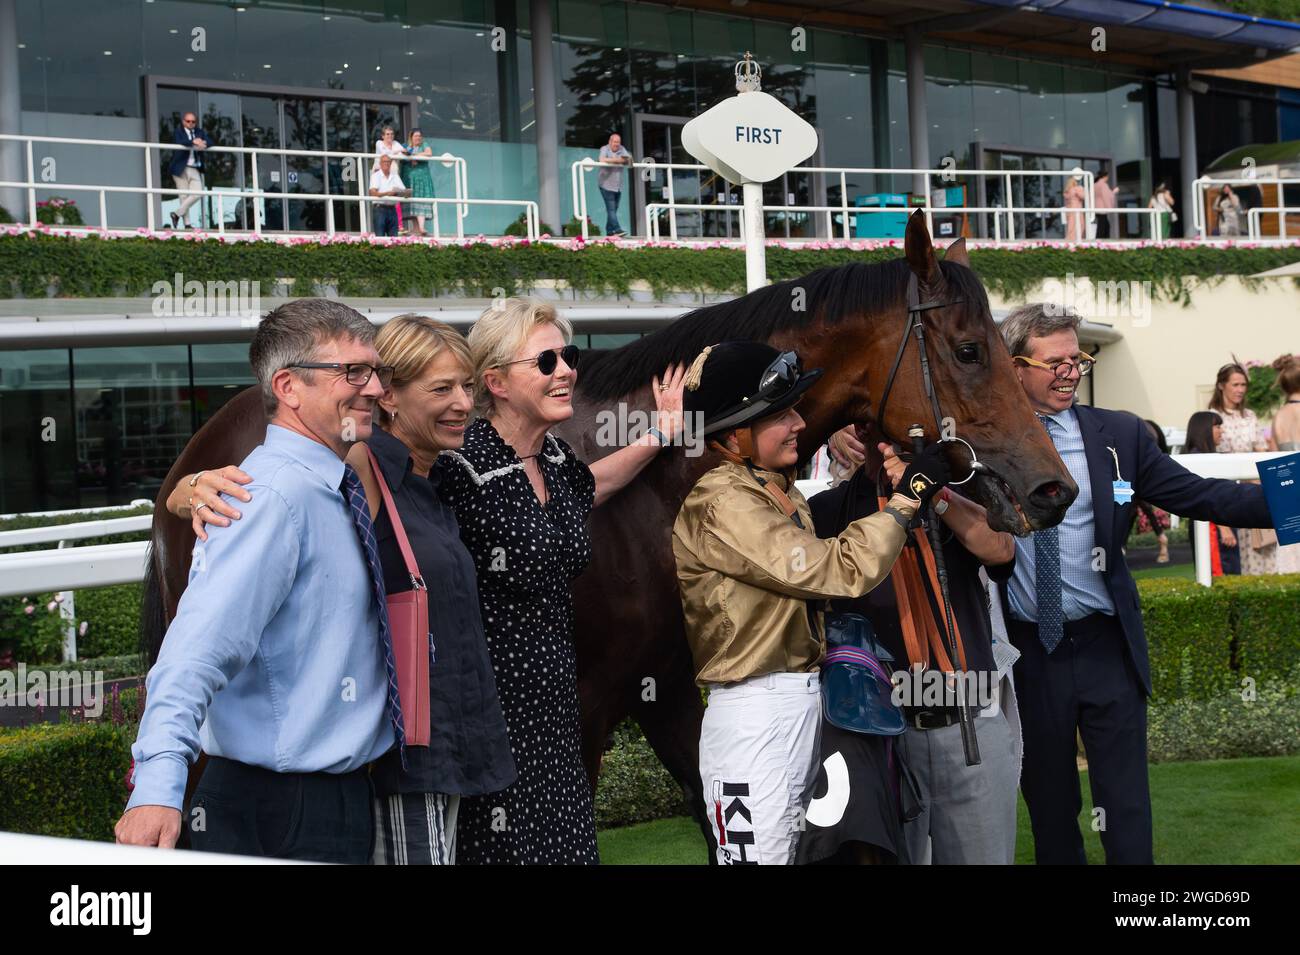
341, 464, 407, 765
1034, 415, 1065, 654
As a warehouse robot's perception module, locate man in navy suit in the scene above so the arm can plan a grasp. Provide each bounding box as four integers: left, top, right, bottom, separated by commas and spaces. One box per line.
168, 112, 212, 229
999, 303, 1273, 864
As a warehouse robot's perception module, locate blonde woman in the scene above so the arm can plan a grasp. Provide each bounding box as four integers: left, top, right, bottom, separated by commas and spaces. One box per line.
446, 298, 683, 864
1211, 362, 1276, 575
1063, 174, 1086, 242
168, 315, 517, 865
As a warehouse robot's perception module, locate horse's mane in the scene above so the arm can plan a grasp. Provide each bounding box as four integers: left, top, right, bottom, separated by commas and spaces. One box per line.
578, 257, 987, 402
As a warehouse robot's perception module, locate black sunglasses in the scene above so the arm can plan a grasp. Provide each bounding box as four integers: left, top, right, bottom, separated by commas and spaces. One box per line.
286, 362, 395, 389
501, 344, 580, 376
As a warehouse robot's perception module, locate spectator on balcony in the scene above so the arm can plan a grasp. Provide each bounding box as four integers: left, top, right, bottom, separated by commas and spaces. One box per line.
1215, 185, 1243, 237
1092, 170, 1119, 239
168, 112, 213, 230
374, 125, 407, 171
1148, 182, 1176, 240
405, 129, 436, 237
596, 133, 632, 238
1062, 173, 1086, 242
369, 154, 407, 238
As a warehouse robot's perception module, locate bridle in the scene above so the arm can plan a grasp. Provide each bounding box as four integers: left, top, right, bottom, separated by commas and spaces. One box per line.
871, 271, 985, 766
873, 272, 985, 486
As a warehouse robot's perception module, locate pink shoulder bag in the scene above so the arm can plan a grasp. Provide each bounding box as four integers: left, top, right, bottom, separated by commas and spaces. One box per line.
364, 444, 431, 747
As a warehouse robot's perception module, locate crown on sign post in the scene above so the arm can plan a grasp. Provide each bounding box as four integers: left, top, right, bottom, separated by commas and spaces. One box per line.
735, 52, 762, 93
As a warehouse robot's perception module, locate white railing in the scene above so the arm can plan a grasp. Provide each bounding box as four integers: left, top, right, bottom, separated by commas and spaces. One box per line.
1192, 175, 1300, 240
1247, 206, 1293, 241
0, 132, 540, 239
0, 830, 315, 864
574, 159, 1113, 244
0, 504, 154, 658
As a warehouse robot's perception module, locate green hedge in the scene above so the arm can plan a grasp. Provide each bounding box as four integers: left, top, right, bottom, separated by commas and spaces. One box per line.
0, 722, 135, 840
4, 232, 1300, 303
1140, 574, 1300, 702
1147, 672, 1299, 763
594, 722, 691, 829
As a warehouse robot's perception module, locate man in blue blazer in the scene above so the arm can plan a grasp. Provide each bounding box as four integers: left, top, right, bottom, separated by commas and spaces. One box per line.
998, 303, 1273, 864
168, 112, 212, 229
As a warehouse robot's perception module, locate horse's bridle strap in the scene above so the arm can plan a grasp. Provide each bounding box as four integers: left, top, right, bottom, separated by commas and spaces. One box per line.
875, 273, 965, 446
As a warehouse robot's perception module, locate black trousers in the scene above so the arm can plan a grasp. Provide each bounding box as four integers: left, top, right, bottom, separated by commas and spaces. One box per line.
1008, 614, 1154, 864
187, 756, 375, 863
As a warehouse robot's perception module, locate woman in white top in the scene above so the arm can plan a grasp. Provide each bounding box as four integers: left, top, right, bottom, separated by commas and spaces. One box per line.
1211, 361, 1276, 575
373, 125, 407, 170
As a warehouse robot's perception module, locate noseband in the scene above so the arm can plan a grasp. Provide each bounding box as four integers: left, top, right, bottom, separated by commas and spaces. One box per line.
873, 273, 983, 485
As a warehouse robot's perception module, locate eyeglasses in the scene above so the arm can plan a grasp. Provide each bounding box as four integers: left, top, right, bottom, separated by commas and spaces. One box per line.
286, 362, 395, 388
1014, 351, 1095, 379
500, 344, 580, 376
182, 119, 197, 125
752, 351, 801, 402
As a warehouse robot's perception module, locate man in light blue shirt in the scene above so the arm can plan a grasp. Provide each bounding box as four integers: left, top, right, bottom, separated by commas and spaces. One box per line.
115, 299, 397, 861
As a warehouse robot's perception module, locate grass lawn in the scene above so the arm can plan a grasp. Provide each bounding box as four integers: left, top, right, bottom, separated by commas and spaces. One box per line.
597, 755, 1299, 865
1131, 562, 1195, 581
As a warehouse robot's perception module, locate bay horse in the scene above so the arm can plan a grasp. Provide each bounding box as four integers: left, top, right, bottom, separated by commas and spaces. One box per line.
140, 213, 1077, 858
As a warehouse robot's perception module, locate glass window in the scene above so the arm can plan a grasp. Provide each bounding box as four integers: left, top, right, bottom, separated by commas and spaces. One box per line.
627, 4, 691, 55
231, 0, 327, 89
0, 350, 76, 513
191, 344, 256, 428
925, 46, 974, 170
72, 346, 190, 508
558, 42, 631, 149
1064, 69, 1109, 155
972, 54, 1021, 148
1020, 60, 1066, 151
142, 0, 239, 85
16, 0, 47, 114
37, 0, 145, 117
405, 22, 505, 141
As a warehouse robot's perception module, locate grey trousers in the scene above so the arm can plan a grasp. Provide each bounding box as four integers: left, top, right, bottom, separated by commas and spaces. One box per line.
896, 679, 1022, 865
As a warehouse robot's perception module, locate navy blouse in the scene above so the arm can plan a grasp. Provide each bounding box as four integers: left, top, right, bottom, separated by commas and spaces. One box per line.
366, 426, 516, 797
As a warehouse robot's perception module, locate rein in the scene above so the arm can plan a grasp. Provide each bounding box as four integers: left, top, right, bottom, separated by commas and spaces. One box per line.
871, 271, 983, 766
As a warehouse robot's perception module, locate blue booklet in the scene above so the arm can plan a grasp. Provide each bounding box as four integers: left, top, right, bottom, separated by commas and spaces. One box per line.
1256, 451, 1300, 546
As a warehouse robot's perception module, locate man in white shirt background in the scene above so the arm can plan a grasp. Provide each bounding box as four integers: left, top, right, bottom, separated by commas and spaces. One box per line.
368, 153, 408, 238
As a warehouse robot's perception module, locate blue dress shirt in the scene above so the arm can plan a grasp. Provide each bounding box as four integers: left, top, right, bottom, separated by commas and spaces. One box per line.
1008, 406, 1117, 623
127, 425, 395, 811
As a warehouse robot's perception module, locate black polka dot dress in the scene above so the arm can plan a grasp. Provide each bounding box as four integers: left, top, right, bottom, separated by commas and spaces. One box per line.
439, 418, 599, 865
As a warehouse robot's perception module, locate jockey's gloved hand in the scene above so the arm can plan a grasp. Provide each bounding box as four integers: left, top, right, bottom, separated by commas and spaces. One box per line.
897, 443, 952, 507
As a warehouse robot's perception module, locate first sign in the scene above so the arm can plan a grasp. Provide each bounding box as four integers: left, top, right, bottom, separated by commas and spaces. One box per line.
683, 91, 818, 185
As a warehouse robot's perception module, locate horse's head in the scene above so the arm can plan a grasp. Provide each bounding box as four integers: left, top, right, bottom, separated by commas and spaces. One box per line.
790, 213, 1076, 534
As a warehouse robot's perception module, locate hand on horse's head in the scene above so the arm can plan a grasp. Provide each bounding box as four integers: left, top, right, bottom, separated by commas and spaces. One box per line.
115, 805, 183, 849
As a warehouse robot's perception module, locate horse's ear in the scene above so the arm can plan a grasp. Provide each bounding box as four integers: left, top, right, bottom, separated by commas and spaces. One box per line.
904, 210, 941, 287
943, 237, 970, 268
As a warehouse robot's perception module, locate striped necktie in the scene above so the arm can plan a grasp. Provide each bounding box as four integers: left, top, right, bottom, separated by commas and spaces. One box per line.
1034, 414, 1065, 654
341, 464, 407, 764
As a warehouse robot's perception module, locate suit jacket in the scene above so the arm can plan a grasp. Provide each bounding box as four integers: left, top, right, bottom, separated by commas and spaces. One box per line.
1002, 403, 1273, 695
169, 126, 213, 177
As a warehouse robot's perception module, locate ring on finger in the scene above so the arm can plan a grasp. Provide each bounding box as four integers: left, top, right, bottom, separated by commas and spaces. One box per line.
195, 502, 211, 513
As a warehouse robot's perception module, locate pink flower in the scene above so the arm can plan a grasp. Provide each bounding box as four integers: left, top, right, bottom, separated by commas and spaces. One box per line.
24, 605, 35, 615
79, 621, 89, 636
47, 600, 58, 612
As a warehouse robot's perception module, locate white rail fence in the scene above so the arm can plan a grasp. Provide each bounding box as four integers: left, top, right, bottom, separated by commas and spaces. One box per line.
574, 159, 1199, 245
0, 132, 541, 240
1192, 176, 1300, 240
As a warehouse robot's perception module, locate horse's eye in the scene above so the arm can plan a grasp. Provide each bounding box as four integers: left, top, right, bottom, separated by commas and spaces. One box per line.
956, 343, 981, 364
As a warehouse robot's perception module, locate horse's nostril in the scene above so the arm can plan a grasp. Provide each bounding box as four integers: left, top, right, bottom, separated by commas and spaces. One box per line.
1040, 481, 1062, 499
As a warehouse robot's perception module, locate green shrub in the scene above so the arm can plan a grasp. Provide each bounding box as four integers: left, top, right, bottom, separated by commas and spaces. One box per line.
595, 721, 691, 829
1215, 573, 1300, 688
1147, 672, 1299, 763
503, 212, 556, 237
0, 595, 67, 666
75, 584, 145, 658
35, 197, 84, 226
1138, 578, 1235, 702
563, 216, 601, 237
4, 232, 1300, 302
0, 205, 13, 224
0, 722, 134, 840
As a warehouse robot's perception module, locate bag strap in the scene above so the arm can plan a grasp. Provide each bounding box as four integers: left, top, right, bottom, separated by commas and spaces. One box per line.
363, 442, 425, 589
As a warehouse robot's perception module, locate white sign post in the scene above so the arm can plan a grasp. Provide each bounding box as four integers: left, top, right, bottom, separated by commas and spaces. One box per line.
681, 56, 818, 292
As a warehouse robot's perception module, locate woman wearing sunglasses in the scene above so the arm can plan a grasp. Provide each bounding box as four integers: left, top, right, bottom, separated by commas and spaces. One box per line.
443, 297, 684, 865
165, 315, 517, 865
672, 341, 952, 864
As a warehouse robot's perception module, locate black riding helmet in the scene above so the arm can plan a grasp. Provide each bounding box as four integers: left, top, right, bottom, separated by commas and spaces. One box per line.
683, 341, 824, 440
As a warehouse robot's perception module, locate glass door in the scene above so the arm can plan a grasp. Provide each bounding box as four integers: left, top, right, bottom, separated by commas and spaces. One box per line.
197, 92, 241, 230
240, 94, 283, 231
326, 100, 365, 233
283, 97, 325, 231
